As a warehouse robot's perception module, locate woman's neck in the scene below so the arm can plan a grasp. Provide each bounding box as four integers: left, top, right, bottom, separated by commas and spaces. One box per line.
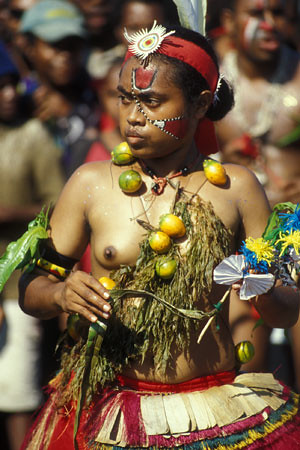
137, 142, 201, 179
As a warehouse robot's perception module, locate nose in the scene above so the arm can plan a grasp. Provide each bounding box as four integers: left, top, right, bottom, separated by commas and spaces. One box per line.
262, 10, 276, 30
127, 101, 146, 126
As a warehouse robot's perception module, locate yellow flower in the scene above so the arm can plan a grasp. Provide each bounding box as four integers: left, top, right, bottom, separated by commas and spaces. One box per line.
244, 237, 275, 265
275, 230, 300, 256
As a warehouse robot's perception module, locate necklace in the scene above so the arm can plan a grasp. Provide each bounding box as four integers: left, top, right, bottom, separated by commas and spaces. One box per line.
139, 155, 202, 195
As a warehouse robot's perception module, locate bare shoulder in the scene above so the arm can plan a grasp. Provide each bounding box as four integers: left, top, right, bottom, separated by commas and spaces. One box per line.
224, 163, 266, 195
224, 163, 271, 237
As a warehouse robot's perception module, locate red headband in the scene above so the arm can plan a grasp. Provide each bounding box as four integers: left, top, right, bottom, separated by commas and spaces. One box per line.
125, 36, 219, 92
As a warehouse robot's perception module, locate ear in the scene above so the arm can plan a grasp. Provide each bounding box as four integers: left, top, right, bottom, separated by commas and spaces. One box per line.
221, 8, 235, 37
194, 90, 213, 119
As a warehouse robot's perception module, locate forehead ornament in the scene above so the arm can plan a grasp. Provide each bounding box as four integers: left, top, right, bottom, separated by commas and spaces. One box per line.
124, 20, 175, 64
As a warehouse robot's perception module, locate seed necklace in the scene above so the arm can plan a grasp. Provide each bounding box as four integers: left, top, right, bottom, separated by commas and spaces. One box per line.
139, 155, 203, 195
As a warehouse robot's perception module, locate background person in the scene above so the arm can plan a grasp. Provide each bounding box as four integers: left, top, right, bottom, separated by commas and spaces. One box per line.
0, 41, 64, 450
19, 0, 100, 178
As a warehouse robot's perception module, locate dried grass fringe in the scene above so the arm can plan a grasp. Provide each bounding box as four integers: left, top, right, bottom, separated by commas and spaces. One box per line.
56, 195, 232, 407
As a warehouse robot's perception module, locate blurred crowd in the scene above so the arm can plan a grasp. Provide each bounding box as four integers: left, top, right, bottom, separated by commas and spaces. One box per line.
0, 0, 299, 449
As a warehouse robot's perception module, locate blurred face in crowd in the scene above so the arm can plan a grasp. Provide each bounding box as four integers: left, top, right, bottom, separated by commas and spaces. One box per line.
97, 61, 122, 123
29, 37, 85, 86
0, 74, 19, 122
227, 0, 286, 62
71, 0, 115, 35
116, 1, 165, 45
7, 0, 38, 35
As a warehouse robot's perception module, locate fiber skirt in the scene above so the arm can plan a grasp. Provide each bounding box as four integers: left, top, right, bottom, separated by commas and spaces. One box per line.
22, 371, 300, 449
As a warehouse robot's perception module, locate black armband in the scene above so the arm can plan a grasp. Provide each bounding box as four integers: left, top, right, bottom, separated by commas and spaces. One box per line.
36, 244, 79, 279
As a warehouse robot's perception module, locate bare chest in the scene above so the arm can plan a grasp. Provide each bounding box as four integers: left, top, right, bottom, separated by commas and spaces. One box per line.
86, 176, 238, 276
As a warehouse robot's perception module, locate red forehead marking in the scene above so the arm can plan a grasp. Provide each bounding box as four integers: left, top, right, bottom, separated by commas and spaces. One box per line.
164, 118, 189, 140
135, 67, 156, 90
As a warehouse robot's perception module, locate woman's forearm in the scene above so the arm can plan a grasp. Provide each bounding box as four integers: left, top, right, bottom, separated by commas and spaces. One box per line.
251, 283, 300, 329
18, 271, 64, 320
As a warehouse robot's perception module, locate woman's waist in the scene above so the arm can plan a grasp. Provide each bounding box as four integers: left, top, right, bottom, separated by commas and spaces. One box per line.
121, 344, 236, 385
116, 369, 237, 393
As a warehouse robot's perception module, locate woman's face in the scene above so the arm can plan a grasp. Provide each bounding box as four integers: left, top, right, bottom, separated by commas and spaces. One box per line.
118, 57, 199, 160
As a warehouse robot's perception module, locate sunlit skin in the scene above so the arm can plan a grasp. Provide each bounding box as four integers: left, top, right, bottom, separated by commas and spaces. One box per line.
19, 56, 299, 383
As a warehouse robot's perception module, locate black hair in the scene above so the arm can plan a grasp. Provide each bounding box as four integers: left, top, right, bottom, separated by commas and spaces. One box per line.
153, 25, 234, 121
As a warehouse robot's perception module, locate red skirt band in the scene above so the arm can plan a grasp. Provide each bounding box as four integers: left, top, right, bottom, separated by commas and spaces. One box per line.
116, 370, 237, 393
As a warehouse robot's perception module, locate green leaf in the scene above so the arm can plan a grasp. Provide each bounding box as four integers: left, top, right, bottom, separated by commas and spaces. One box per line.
0, 207, 49, 293
277, 124, 300, 147
252, 317, 264, 334
263, 202, 297, 242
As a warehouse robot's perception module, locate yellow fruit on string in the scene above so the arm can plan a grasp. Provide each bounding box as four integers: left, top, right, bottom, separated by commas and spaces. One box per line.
203, 159, 227, 185
235, 340, 255, 364
111, 141, 135, 165
119, 169, 142, 193
99, 276, 116, 290
159, 213, 186, 238
155, 257, 177, 279
149, 231, 172, 254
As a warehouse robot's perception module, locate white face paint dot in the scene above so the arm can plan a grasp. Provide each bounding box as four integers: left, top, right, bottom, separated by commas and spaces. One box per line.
88, 194, 91, 198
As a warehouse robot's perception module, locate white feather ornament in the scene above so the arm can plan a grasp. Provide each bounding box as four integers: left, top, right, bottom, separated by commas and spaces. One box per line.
172, 0, 207, 35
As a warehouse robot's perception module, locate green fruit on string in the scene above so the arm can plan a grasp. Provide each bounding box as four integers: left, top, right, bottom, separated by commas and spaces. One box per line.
155, 257, 177, 279
119, 169, 142, 193
111, 142, 135, 165
235, 340, 255, 364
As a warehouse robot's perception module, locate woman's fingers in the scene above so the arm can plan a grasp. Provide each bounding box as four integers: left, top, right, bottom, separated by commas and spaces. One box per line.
62, 271, 112, 321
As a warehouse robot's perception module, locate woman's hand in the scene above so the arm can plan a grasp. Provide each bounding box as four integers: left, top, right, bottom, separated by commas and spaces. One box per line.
58, 270, 112, 322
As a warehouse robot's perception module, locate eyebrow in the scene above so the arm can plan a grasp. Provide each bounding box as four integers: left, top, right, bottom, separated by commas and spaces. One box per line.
117, 84, 166, 100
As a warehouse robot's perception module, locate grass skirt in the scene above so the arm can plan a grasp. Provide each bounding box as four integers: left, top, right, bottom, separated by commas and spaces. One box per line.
21, 371, 300, 449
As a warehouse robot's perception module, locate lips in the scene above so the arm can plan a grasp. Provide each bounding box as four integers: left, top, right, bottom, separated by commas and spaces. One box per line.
125, 128, 144, 139
256, 29, 280, 51
258, 36, 280, 51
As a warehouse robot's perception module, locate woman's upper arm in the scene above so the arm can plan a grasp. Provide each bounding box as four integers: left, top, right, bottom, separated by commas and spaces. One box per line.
232, 166, 272, 240
47, 165, 92, 259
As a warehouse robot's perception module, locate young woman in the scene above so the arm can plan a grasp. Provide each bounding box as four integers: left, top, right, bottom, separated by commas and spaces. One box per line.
19, 24, 300, 449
